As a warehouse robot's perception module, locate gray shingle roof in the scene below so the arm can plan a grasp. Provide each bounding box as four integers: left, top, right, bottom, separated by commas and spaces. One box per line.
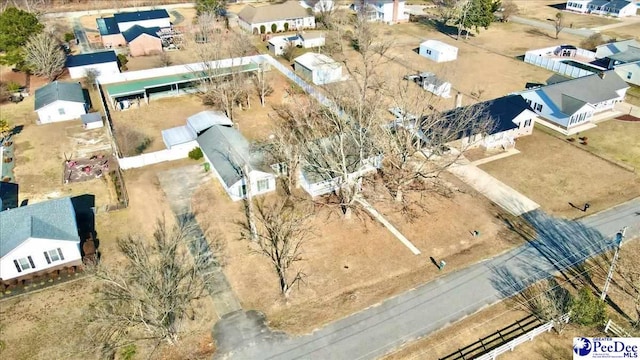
187, 111, 233, 134
0, 197, 79, 258
197, 125, 268, 187
538, 70, 628, 109
162, 125, 196, 148
34, 81, 86, 111
238, 1, 310, 24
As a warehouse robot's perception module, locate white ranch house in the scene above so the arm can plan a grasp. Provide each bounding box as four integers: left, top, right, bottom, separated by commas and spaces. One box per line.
34, 81, 88, 124
197, 124, 276, 201
518, 71, 629, 133
238, 1, 315, 34
113, 9, 171, 32
566, 0, 637, 17
351, 0, 409, 24
268, 32, 326, 56
0, 197, 82, 285
66, 50, 120, 80
294, 52, 342, 85
300, 0, 334, 13
419, 40, 458, 62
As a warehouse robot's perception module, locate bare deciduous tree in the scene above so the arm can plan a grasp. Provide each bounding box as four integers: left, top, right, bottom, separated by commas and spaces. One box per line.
244, 198, 312, 298
116, 125, 151, 156
88, 219, 213, 353
191, 30, 253, 121
24, 32, 65, 80
83, 68, 100, 89
157, 51, 172, 67
500, 0, 519, 22
281, 42, 298, 62
253, 62, 273, 107
516, 279, 573, 333
554, 12, 564, 39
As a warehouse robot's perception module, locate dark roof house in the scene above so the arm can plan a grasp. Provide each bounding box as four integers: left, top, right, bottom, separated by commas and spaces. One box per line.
34, 81, 86, 111
65, 50, 118, 68
0, 197, 79, 258
113, 9, 170, 24
96, 17, 120, 35
122, 25, 161, 42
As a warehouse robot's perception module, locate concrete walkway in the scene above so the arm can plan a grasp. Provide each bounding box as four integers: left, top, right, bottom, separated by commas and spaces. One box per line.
158, 165, 242, 317
355, 197, 421, 255
447, 160, 540, 217
470, 148, 520, 166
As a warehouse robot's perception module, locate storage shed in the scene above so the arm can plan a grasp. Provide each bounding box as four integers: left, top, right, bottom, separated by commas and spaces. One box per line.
419, 40, 458, 63
294, 52, 342, 85
81, 112, 104, 130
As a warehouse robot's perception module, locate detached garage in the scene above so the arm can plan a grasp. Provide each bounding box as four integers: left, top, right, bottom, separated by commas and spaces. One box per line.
294, 52, 342, 85
34, 81, 88, 124
66, 50, 120, 79
419, 40, 458, 63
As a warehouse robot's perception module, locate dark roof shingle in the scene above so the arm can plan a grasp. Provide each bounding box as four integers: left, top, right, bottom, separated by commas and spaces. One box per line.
113, 9, 169, 23
65, 50, 118, 68
122, 25, 161, 42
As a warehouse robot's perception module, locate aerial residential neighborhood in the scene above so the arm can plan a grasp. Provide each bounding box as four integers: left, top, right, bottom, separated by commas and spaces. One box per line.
1, 0, 640, 359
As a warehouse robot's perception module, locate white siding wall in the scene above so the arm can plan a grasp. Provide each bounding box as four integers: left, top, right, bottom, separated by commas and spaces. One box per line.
243, 17, 316, 34
313, 65, 342, 85
68, 61, 120, 79
566, 1, 589, 13
0, 238, 81, 281
614, 65, 640, 86
202, 151, 276, 201
302, 37, 325, 48
117, 18, 171, 32
419, 43, 457, 62
36, 100, 87, 124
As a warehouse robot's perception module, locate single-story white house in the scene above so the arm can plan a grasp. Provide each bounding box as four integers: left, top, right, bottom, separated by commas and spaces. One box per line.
351, 0, 409, 24
238, 1, 316, 34
614, 61, 640, 86
595, 39, 640, 59
566, 0, 637, 17
300, 0, 334, 13
0, 197, 82, 285
162, 110, 233, 150
34, 81, 88, 124
113, 9, 171, 32
391, 95, 537, 151
518, 70, 629, 131
294, 52, 342, 85
299, 138, 383, 197
197, 124, 276, 201
66, 50, 120, 80
268, 32, 326, 56
81, 112, 103, 130
419, 40, 458, 62
594, 39, 640, 86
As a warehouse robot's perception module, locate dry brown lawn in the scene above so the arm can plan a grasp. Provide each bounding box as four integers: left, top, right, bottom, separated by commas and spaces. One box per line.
513, 0, 621, 29
575, 119, 640, 171
193, 173, 521, 335
479, 130, 640, 219
604, 23, 640, 40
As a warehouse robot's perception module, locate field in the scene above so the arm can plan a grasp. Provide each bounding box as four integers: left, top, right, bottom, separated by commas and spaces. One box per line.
479, 130, 640, 219
603, 22, 640, 40
193, 172, 523, 335
512, 0, 621, 29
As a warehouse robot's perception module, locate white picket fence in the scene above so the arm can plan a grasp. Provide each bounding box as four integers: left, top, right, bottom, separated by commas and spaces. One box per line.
475, 313, 570, 360
604, 319, 632, 338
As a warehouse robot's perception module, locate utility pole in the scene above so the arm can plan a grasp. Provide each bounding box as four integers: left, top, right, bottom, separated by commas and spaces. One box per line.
601, 227, 628, 301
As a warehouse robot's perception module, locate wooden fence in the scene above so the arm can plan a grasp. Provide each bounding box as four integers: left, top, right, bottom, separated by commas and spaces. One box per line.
440, 313, 570, 360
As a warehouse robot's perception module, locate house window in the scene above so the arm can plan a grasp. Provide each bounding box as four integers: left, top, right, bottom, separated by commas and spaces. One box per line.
426, 49, 432, 55
535, 104, 543, 112
524, 119, 532, 127
628, 72, 633, 80
58, 108, 66, 115
239, 184, 247, 197
43, 248, 65, 264
257, 179, 270, 192
13, 256, 36, 272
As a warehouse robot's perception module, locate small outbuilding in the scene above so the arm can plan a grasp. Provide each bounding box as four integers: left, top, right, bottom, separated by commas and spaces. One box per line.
419, 40, 458, 63
294, 52, 342, 85
123, 25, 162, 56
81, 112, 103, 130
34, 81, 88, 124
66, 50, 120, 79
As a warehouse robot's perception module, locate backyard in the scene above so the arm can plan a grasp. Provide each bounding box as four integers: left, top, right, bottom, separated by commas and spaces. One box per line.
572, 118, 640, 171
193, 172, 523, 335
513, 0, 622, 29
479, 130, 640, 219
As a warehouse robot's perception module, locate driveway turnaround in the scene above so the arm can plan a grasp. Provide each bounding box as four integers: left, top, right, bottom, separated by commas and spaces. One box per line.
214, 199, 640, 359
448, 162, 540, 216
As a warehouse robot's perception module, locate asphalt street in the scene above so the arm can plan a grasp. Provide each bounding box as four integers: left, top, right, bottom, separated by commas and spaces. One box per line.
214, 199, 640, 359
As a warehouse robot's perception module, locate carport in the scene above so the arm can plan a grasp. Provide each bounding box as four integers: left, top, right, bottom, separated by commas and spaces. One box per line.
104, 63, 260, 108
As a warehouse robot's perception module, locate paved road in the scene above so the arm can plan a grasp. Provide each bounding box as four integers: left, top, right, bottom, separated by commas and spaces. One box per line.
511, 15, 597, 38
158, 165, 242, 317
214, 198, 640, 359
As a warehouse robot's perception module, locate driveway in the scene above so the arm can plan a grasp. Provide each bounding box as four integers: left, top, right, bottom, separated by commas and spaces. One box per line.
511, 15, 597, 38
158, 165, 241, 316
72, 18, 91, 53
214, 199, 640, 359
447, 160, 540, 216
